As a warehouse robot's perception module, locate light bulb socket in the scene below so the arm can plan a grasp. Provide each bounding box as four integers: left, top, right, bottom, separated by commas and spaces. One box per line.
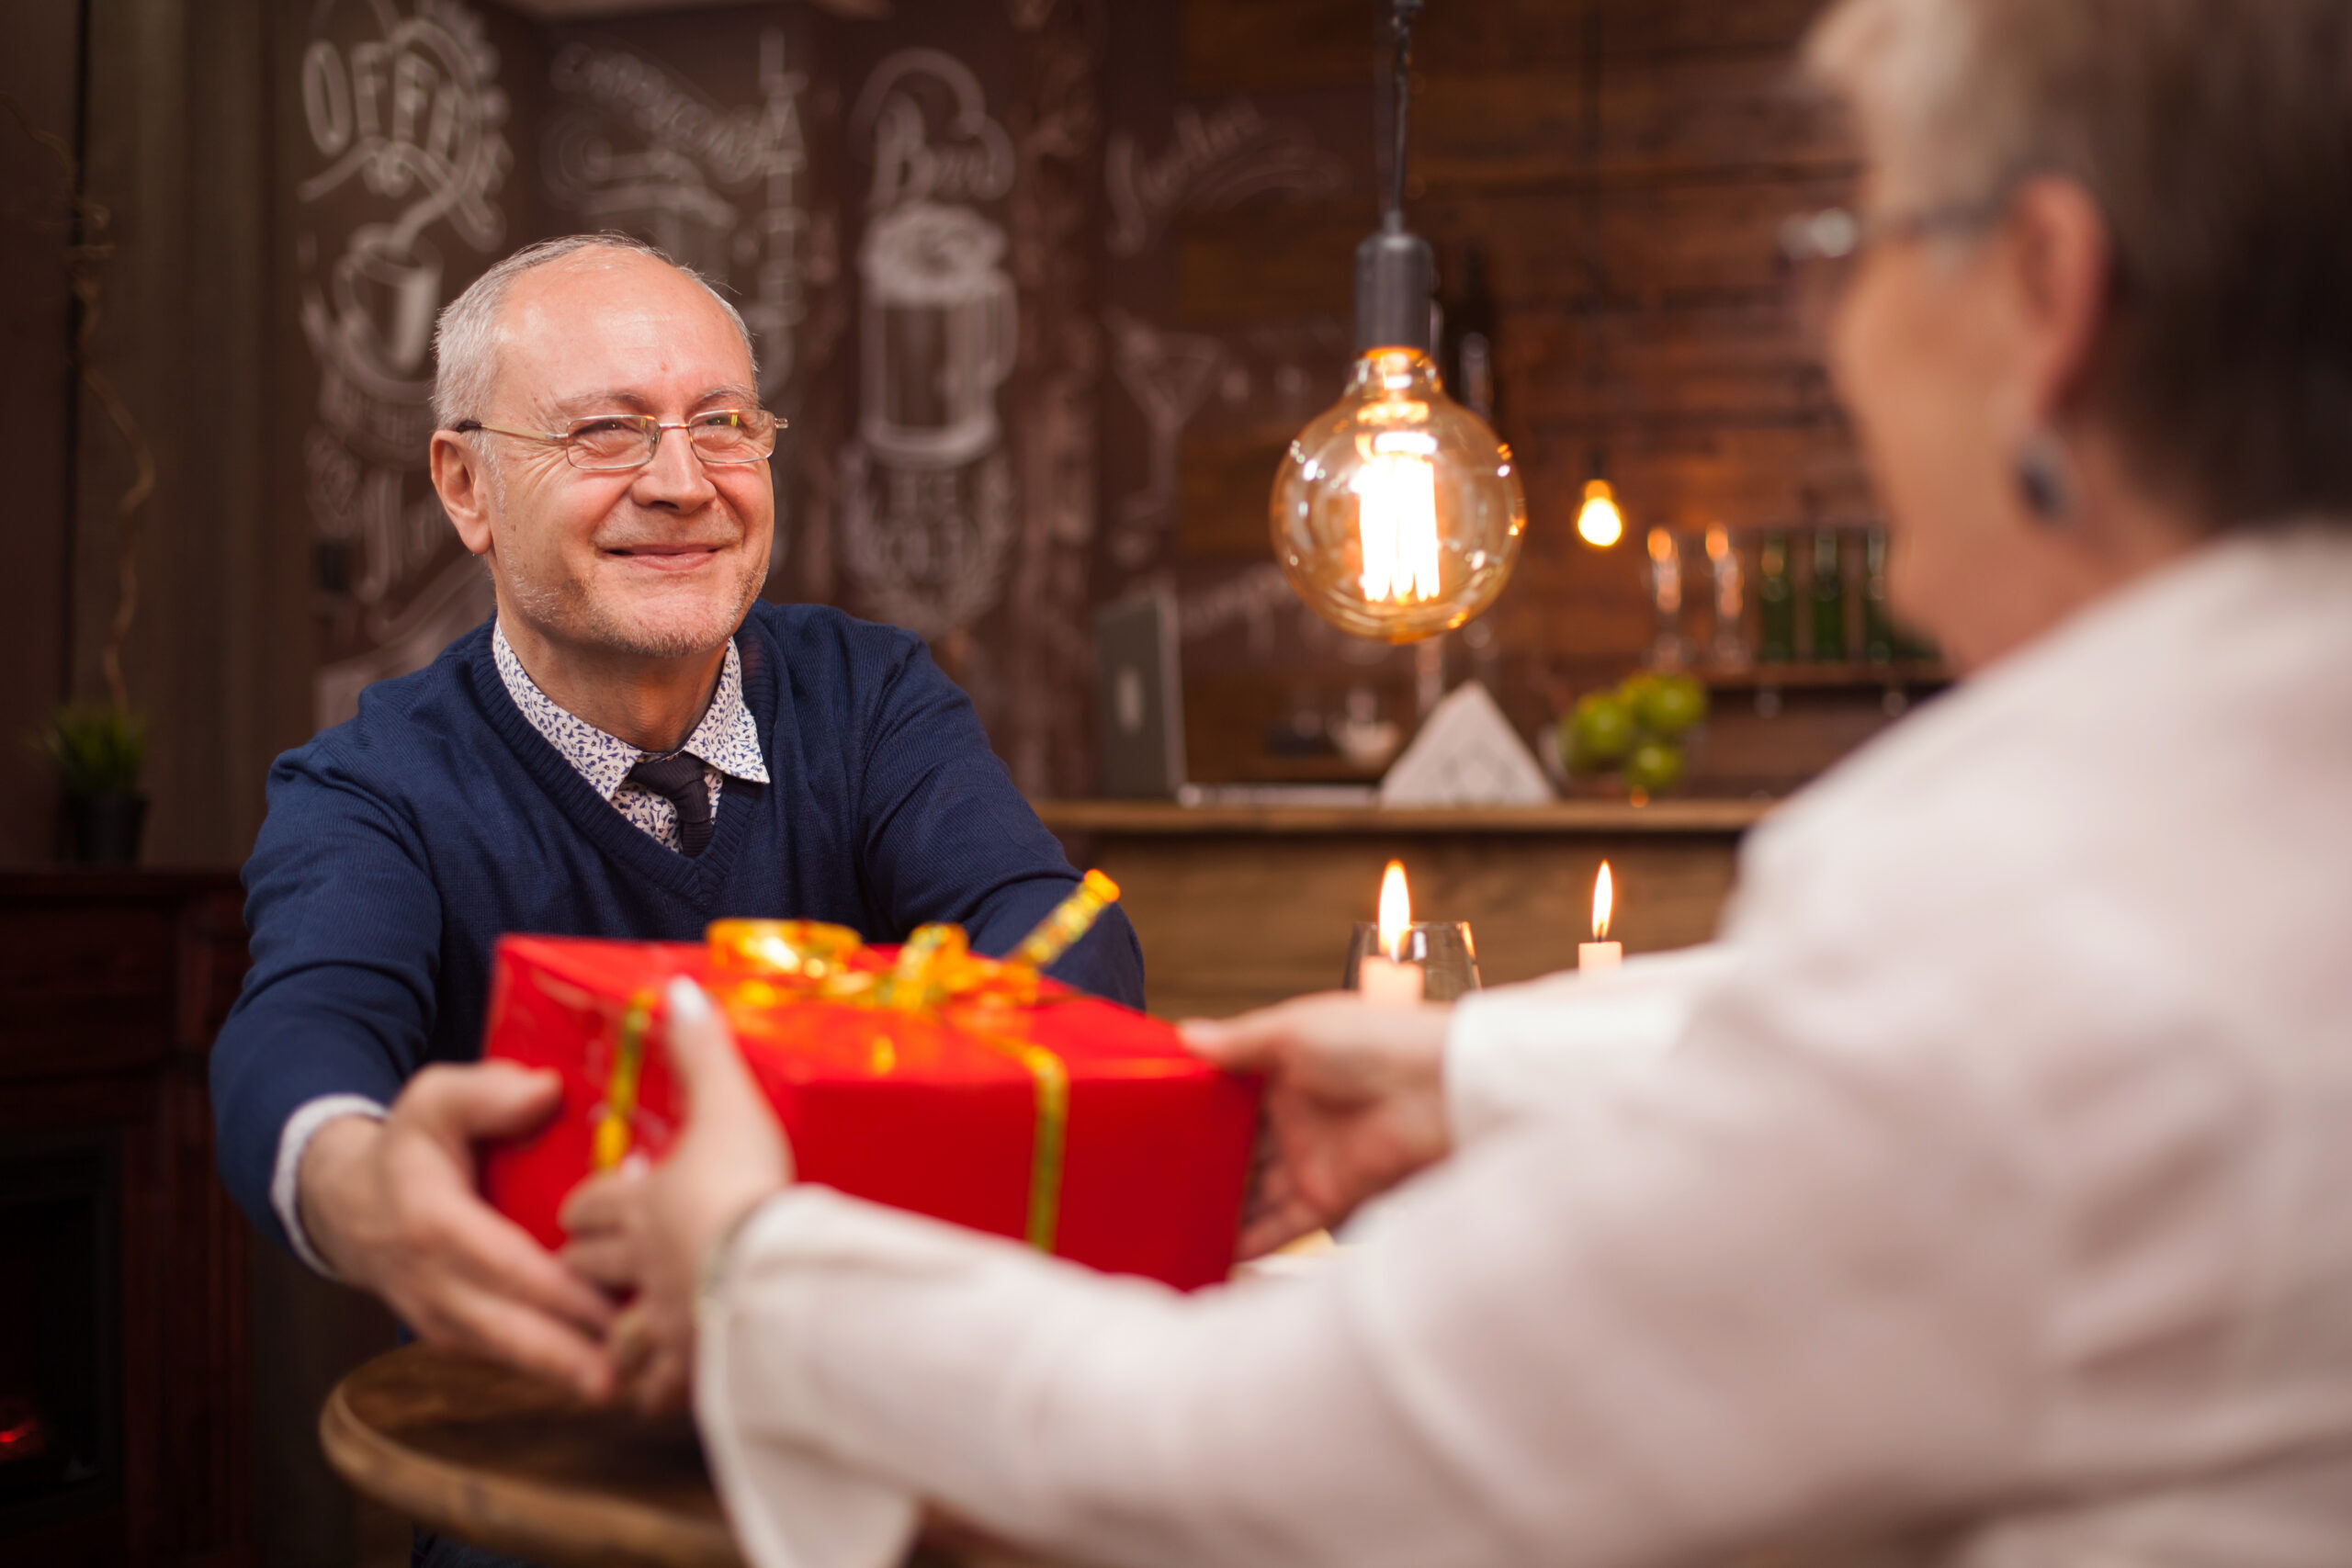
1355, 220, 1436, 355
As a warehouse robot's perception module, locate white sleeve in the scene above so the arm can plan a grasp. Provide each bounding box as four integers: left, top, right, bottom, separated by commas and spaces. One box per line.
270, 1094, 389, 1279
1442, 942, 1736, 1144
694, 977, 2045, 1568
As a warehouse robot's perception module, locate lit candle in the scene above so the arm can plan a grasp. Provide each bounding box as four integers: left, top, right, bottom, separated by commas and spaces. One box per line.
1358, 860, 1426, 1006
1579, 861, 1623, 971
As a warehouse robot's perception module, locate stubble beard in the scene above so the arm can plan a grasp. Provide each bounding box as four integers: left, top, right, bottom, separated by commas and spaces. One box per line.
497, 483, 772, 661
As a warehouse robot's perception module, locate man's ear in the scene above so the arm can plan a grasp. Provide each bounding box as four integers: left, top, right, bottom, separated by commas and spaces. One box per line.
431, 431, 496, 558
2003, 175, 2114, 430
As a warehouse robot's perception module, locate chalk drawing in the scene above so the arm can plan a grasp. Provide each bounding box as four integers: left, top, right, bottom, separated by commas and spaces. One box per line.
544, 30, 811, 401
1102, 308, 1226, 570
299, 0, 511, 728
1105, 100, 1346, 258
840, 48, 1022, 640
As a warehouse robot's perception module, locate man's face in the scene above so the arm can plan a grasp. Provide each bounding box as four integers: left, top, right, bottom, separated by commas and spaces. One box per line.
464, 252, 774, 663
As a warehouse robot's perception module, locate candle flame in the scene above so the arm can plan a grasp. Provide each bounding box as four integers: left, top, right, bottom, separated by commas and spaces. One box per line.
1377, 859, 1412, 958
1591, 861, 1614, 942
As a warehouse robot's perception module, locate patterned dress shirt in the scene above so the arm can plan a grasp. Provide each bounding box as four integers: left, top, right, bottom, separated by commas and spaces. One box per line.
492, 622, 771, 851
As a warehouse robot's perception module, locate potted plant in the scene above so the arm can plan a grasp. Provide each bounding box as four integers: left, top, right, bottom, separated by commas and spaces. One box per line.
39, 705, 151, 864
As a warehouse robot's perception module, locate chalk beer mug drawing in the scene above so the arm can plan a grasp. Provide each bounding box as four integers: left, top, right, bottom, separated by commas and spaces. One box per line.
859, 200, 1017, 470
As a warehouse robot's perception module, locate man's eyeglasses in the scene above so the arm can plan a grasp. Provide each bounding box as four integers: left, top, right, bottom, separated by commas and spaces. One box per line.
450, 409, 785, 471
1777, 198, 2007, 345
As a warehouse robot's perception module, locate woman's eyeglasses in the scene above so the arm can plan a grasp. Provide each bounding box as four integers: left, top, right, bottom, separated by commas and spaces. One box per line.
450, 409, 785, 471
1777, 198, 2007, 346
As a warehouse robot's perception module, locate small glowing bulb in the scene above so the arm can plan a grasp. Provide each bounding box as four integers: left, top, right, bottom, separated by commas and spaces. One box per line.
1377, 859, 1412, 958
1577, 479, 1624, 548
1272, 349, 1528, 644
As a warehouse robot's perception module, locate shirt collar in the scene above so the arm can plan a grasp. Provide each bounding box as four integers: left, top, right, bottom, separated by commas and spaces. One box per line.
492, 622, 770, 802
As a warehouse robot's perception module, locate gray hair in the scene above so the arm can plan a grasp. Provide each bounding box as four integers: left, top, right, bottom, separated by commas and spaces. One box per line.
1804, 0, 2352, 526
430, 233, 759, 429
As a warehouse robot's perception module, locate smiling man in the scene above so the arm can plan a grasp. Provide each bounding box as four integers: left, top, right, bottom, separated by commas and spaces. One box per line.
209, 235, 1142, 1439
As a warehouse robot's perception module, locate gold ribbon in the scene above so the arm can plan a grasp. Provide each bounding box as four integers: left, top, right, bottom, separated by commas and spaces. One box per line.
591, 989, 654, 1172
592, 875, 1122, 1248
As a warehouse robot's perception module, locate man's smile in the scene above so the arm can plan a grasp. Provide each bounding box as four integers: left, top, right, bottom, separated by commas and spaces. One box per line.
600, 539, 729, 570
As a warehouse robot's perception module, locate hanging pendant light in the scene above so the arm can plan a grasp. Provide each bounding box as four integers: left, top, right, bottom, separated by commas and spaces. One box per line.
1576, 452, 1624, 548
1270, 0, 1527, 645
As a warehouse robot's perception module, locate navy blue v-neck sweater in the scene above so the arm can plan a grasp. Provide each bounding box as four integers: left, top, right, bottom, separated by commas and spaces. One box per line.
210, 603, 1144, 1257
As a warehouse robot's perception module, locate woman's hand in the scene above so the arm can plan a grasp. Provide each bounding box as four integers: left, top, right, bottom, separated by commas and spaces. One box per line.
561, 976, 791, 1414
1182, 994, 1454, 1259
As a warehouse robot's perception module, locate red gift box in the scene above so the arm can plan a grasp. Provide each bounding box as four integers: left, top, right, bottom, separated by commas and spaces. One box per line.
479, 924, 1259, 1290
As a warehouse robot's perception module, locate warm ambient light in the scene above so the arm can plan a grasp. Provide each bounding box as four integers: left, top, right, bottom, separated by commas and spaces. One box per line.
1268, 0, 1527, 645
1577, 479, 1625, 548
1579, 860, 1623, 971
1377, 858, 1412, 959
1274, 349, 1528, 642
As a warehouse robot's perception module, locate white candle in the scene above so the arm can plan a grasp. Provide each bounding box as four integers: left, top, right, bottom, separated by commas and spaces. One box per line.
1581, 861, 1623, 970
1360, 953, 1427, 1006
1361, 859, 1427, 1006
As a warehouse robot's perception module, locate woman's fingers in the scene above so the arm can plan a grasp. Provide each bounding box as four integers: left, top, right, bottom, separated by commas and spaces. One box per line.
559, 1231, 641, 1291
560, 1163, 647, 1238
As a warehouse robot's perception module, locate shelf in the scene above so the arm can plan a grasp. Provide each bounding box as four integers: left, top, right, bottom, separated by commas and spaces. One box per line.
1697, 660, 1951, 692
1032, 798, 1774, 837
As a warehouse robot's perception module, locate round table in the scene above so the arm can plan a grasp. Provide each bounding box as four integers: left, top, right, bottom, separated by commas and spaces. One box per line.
322, 1343, 741, 1568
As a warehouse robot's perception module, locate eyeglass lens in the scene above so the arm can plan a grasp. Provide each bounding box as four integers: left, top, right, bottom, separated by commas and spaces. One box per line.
566, 412, 776, 470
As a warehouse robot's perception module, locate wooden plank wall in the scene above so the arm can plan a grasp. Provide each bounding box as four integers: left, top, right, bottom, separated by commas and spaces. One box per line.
1103, 0, 1902, 792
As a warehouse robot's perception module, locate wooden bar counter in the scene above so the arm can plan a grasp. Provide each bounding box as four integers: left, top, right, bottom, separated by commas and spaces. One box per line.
1035, 800, 1771, 1020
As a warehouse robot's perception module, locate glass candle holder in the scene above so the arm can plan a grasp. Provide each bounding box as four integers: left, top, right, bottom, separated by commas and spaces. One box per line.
1341, 921, 1482, 1001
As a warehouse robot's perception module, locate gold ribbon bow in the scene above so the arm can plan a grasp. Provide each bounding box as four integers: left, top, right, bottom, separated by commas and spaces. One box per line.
595, 874, 1123, 1255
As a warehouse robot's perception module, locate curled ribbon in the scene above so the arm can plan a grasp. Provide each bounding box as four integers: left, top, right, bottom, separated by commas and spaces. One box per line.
597, 874, 1122, 1251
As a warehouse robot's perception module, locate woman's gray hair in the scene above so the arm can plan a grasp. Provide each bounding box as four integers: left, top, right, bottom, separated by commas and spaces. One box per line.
1804, 0, 2352, 525
430, 233, 758, 429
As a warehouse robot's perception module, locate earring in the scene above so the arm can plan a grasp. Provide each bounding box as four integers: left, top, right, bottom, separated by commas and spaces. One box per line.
2014, 429, 2077, 526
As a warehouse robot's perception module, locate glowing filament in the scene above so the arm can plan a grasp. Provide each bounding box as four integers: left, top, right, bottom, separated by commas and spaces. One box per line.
1355, 439, 1442, 604
1591, 861, 1614, 942
1377, 860, 1412, 958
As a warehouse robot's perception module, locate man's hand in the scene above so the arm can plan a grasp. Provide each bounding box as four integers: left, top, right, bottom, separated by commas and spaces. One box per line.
1183, 994, 1455, 1259
299, 1063, 617, 1399
561, 977, 792, 1415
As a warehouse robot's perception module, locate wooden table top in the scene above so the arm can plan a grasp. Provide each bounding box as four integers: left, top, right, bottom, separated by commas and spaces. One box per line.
321, 1343, 741, 1568
1032, 797, 1773, 836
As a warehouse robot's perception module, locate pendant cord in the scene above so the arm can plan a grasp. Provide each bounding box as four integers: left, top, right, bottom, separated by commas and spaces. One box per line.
1386, 0, 1424, 225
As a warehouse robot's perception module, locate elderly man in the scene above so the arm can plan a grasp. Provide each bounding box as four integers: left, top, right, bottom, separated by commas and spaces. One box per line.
209, 235, 1141, 1420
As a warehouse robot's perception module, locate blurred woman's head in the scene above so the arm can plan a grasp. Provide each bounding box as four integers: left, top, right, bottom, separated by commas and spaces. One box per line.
1803, 0, 2352, 668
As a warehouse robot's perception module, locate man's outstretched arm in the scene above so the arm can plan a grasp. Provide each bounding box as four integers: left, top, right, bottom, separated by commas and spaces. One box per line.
213, 748, 616, 1396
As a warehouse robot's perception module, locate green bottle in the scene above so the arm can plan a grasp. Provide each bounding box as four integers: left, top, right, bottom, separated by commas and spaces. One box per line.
1809, 528, 1847, 662
1758, 532, 1795, 663
1861, 528, 1897, 664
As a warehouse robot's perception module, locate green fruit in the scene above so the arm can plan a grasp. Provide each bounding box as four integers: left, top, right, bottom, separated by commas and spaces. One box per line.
1623, 738, 1685, 795
1616, 671, 1662, 717
1634, 671, 1708, 736
1566, 693, 1635, 770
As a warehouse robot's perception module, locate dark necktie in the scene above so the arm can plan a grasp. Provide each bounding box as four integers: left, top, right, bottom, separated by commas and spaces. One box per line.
628, 750, 713, 857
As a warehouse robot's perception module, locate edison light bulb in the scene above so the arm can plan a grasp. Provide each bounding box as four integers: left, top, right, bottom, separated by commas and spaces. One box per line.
1272, 347, 1527, 644
1576, 479, 1624, 548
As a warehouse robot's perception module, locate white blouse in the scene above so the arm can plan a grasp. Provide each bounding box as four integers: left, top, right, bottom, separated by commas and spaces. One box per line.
697, 528, 2352, 1568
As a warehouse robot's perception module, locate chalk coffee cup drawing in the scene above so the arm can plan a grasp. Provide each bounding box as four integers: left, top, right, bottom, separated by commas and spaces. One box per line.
334, 224, 444, 378
858, 201, 1017, 471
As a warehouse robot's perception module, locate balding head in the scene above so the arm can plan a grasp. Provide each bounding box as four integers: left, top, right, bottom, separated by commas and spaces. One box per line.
431, 234, 757, 431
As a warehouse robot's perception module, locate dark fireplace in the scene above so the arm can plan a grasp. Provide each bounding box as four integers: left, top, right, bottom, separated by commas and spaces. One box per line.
0, 1139, 119, 1535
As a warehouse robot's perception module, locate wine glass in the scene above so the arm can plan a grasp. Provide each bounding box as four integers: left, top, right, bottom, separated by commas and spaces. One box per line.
1341, 921, 1482, 1000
